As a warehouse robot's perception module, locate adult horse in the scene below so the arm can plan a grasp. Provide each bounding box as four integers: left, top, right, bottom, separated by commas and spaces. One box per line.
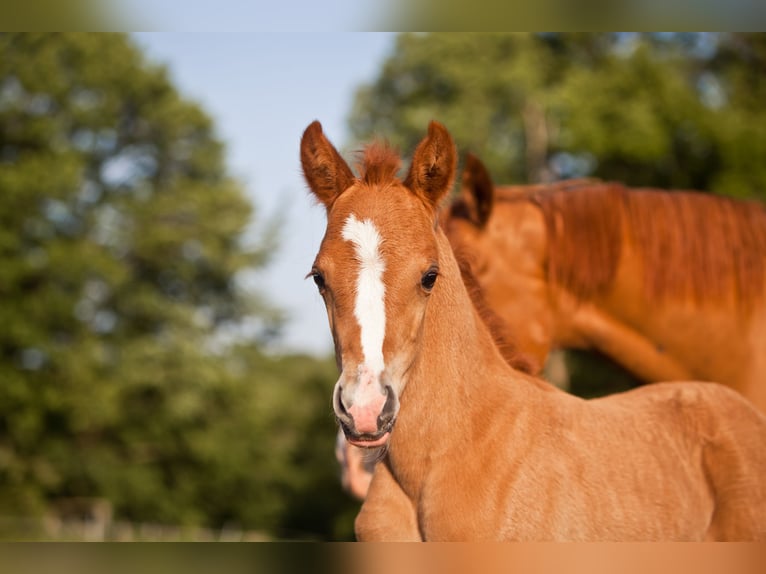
301, 120, 766, 541
445, 154, 766, 413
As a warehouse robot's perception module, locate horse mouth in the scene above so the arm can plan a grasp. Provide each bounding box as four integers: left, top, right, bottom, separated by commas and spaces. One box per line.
346, 432, 390, 448
339, 420, 393, 448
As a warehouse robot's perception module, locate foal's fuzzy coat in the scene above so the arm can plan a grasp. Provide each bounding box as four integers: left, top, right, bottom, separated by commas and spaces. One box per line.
302, 120, 766, 541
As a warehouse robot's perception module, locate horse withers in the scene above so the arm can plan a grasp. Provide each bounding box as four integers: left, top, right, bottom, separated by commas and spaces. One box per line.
302, 120, 766, 541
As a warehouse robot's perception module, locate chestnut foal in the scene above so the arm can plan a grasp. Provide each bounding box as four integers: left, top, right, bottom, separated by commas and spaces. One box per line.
301, 120, 766, 541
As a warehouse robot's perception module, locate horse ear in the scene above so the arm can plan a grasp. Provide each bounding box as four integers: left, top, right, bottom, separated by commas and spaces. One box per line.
460, 153, 494, 228
404, 121, 457, 209
300, 121, 355, 209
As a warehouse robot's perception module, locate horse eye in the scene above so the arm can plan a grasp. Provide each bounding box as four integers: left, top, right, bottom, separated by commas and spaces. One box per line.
421, 268, 438, 292
310, 270, 326, 291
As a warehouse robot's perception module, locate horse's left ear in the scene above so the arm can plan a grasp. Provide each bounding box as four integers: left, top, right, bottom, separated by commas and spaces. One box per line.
301, 120, 355, 209
404, 121, 457, 210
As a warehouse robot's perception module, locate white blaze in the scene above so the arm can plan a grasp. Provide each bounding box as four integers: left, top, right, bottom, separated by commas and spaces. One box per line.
342, 214, 386, 375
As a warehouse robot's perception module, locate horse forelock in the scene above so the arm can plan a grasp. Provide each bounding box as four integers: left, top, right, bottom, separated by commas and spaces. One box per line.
523, 183, 766, 308
356, 141, 402, 188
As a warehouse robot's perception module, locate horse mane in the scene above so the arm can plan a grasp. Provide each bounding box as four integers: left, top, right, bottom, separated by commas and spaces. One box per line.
523, 182, 766, 307
454, 248, 539, 375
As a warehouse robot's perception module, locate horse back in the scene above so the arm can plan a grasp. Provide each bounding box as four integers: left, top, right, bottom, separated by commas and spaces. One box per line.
480, 380, 766, 541
605, 381, 766, 541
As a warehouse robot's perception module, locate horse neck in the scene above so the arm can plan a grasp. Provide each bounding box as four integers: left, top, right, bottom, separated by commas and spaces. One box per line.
425, 233, 509, 378
388, 232, 523, 484
535, 188, 766, 385
534, 185, 766, 316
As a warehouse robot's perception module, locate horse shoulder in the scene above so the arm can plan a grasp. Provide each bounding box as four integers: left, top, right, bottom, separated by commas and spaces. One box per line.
417, 379, 579, 540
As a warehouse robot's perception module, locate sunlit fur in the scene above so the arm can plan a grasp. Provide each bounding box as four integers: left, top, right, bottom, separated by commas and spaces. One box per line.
445, 155, 766, 414
302, 121, 766, 541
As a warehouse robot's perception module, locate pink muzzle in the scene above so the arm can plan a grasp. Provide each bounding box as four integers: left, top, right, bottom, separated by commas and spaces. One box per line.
333, 368, 398, 445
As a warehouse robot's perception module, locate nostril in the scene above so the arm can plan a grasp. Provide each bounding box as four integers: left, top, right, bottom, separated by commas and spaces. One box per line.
334, 386, 351, 420
377, 385, 398, 427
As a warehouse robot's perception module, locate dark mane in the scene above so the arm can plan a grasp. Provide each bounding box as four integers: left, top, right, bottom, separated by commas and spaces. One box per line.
521, 183, 766, 307
357, 141, 401, 187
454, 249, 539, 374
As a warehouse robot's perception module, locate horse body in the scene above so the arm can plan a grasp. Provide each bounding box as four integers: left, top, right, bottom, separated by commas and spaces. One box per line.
301, 121, 766, 541
446, 161, 766, 412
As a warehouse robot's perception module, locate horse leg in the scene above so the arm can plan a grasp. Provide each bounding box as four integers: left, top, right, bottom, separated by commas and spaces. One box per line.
355, 459, 421, 541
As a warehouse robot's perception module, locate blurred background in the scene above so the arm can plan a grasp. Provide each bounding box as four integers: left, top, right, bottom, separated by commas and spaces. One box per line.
1, 32, 765, 541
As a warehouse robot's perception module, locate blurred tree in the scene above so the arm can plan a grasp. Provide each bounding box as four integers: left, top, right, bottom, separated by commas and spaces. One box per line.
0, 33, 354, 539
701, 33, 766, 198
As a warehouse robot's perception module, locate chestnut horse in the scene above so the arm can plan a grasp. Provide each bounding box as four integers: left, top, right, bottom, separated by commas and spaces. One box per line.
445, 155, 766, 413
301, 120, 766, 541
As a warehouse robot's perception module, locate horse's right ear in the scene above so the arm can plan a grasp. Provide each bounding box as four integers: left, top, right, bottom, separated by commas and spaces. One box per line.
300, 121, 355, 209
404, 121, 457, 210
460, 153, 494, 228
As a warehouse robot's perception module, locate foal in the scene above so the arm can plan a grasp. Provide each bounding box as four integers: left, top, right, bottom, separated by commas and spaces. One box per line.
301, 120, 766, 541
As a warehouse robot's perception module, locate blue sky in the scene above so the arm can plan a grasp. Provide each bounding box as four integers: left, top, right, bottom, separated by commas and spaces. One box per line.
133, 33, 397, 355
124, 1, 387, 31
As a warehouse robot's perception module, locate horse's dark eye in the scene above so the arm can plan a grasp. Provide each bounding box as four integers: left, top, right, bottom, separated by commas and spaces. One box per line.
421, 268, 438, 292
310, 270, 325, 291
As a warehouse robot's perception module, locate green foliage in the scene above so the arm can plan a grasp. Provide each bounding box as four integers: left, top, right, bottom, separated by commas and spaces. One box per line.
349, 33, 766, 200
0, 33, 355, 540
